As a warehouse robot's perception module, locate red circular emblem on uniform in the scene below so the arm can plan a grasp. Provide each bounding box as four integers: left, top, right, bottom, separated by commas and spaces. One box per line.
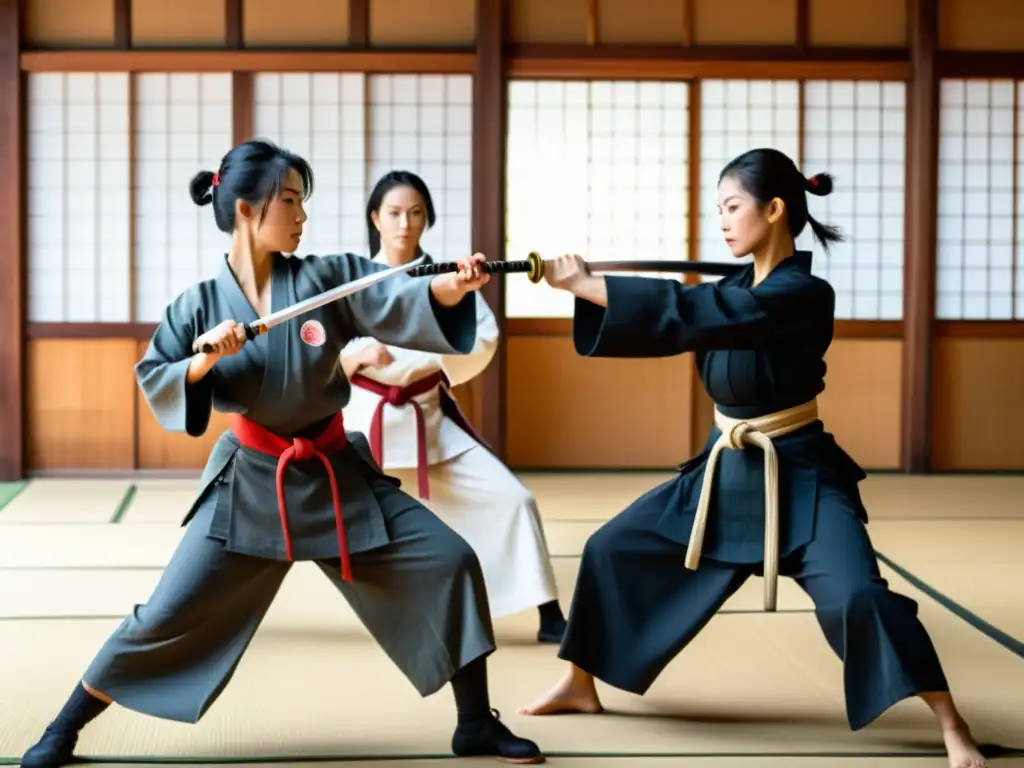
300, 319, 326, 347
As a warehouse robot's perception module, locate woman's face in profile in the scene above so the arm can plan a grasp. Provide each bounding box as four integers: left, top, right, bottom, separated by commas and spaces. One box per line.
716, 175, 770, 259
240, 167, 308, 255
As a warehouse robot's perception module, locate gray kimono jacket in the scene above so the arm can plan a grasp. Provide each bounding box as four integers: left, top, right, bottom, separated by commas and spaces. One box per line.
136, 252, 477, 563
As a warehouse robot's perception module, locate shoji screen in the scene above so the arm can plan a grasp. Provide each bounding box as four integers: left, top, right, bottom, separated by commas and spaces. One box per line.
505, 80, 689, 318
698, 80, 800, 279
1019, 81, 1024, 317
252, 73, 472, 263
26, 73, 132, 322
366, 74, 474, 261
936, 79, 1019, 320
800, 81, 907, 320
133, 73, 233, 321
252, 72, 367, 258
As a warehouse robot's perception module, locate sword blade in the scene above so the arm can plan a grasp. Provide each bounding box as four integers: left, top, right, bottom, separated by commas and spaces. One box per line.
257, 254, 428, 331
589, 260, 743, 277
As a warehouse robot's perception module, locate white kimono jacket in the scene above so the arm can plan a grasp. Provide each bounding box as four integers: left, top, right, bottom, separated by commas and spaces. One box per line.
340, 253, 499, 470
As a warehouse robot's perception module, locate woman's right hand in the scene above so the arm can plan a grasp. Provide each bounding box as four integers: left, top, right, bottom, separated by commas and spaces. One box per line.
543, 254, 590, 292
359, 341, 395, 369
191, 319, 247, 359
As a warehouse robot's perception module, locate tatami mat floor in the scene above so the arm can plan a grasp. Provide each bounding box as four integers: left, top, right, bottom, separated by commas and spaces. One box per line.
0, 472, 1022, 767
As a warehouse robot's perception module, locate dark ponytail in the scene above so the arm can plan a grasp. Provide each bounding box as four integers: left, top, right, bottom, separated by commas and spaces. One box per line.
187, 139, 314, 233
189, 170, 216, 207
802, 172, 844, 253
719, 149, 845, 255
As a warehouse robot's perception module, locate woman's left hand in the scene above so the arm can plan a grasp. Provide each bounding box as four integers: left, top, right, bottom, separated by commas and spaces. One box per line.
450, 253, 490, 293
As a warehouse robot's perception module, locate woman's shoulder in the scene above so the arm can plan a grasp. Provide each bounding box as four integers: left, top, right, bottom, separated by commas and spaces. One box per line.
288, 252, 391, 285
755, 263, 835, 302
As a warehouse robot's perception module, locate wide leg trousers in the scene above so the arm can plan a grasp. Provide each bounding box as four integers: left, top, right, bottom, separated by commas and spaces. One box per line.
557, 480, 950, 731
82, 479, 496, 724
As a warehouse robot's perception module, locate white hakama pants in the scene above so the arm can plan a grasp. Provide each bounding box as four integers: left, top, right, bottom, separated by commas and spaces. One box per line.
386, 445, 560, 618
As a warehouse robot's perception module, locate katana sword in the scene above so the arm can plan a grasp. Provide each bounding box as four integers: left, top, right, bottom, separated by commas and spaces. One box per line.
407, 251, 745, 282
198, 255, 428, 353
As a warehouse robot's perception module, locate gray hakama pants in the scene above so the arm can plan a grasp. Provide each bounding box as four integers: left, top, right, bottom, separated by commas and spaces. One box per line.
558, 480, 950, 732
81, 480, 496, 724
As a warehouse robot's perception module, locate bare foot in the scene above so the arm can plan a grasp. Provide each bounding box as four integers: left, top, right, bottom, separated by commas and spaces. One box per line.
517, 666, 604, 716
943, 725, 987, 768
918, 692, 986, 768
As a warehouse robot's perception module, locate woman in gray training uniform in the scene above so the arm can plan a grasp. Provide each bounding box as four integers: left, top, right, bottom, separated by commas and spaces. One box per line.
20, 139, 545, 767
518, 148, 986, 768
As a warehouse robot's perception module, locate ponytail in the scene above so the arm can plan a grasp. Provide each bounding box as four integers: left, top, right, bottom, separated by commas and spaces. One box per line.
719, 149, 846, 256
803, 172, 844, 255
367, 226, 382, 257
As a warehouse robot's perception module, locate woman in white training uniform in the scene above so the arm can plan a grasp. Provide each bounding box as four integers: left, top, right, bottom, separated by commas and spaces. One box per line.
340, 170, 568, 644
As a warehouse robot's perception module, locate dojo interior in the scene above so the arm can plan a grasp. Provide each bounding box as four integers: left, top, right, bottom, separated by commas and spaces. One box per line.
2, 0, 1024, 765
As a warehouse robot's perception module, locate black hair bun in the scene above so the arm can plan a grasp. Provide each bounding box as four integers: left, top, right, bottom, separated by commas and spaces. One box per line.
189, 170, 216, 206
805, 172, 833, 197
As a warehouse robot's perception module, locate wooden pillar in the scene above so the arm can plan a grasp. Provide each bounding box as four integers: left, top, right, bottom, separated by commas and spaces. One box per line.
225, 0, 253, 146
901, 0, 939, 473
795, 0, 809, 49
113, 0, 131, 48
0, 0, 24, 481
349, 0, 369, 47
225, 0, 242, 48
472, 0, 509, 459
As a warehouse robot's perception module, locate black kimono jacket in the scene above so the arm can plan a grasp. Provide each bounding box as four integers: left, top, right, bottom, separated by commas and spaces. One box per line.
572, 251, 868, 565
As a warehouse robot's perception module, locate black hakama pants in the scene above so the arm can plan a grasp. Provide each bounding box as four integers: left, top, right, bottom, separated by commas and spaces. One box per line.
557, 480, 950, 731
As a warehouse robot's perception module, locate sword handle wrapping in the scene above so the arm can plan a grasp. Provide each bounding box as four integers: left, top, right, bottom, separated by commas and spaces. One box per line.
198, 322, 261, 354
407, 252, 547, 284
404, 253, 737, 282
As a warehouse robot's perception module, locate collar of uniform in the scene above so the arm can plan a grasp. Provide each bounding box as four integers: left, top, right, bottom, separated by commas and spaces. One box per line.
371, 249, 432, 266
790, 250, 813, 272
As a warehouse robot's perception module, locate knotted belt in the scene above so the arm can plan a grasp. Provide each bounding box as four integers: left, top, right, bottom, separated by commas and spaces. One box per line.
684, 399, 819, 612
350, 370, 487, 500
231, 413, 353, 582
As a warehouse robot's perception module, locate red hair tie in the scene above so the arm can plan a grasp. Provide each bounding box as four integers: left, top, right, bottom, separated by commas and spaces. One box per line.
808, 176, 818, 188
212, 172, 220, 187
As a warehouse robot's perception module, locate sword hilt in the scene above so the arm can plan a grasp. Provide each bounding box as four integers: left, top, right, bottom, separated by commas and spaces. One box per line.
198, 322, 261, 354
407, 252, 547, 283
406, 253, 745, 282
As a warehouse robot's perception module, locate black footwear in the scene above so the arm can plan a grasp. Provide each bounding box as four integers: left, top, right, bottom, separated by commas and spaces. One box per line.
20, 724, 79, 768
451, 708, 545, 764
537, 616, 567, 644
536, 601, 566, 644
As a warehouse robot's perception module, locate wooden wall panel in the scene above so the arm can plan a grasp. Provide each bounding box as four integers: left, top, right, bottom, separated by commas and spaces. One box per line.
244, 0, 350, 47
939, 0, 1024, 51
596, 0, 688, 45
691, 341, 903, 470
506, 337, 694, 469
510, 0, 589, 44
131, 344, 479, 470
808, 0, 906, 47
26, 339, 137, 471
25, 340, 470, 474
133, 340, 235, 471
23, 337, 906, 473
131, 0, 227, 47
693, 0, 797, 46
816, 340, 903, 469
931, 339, 1024, 471
368, 0, 475, 46
507, 338, 902, 471
26, 0, 114, 47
